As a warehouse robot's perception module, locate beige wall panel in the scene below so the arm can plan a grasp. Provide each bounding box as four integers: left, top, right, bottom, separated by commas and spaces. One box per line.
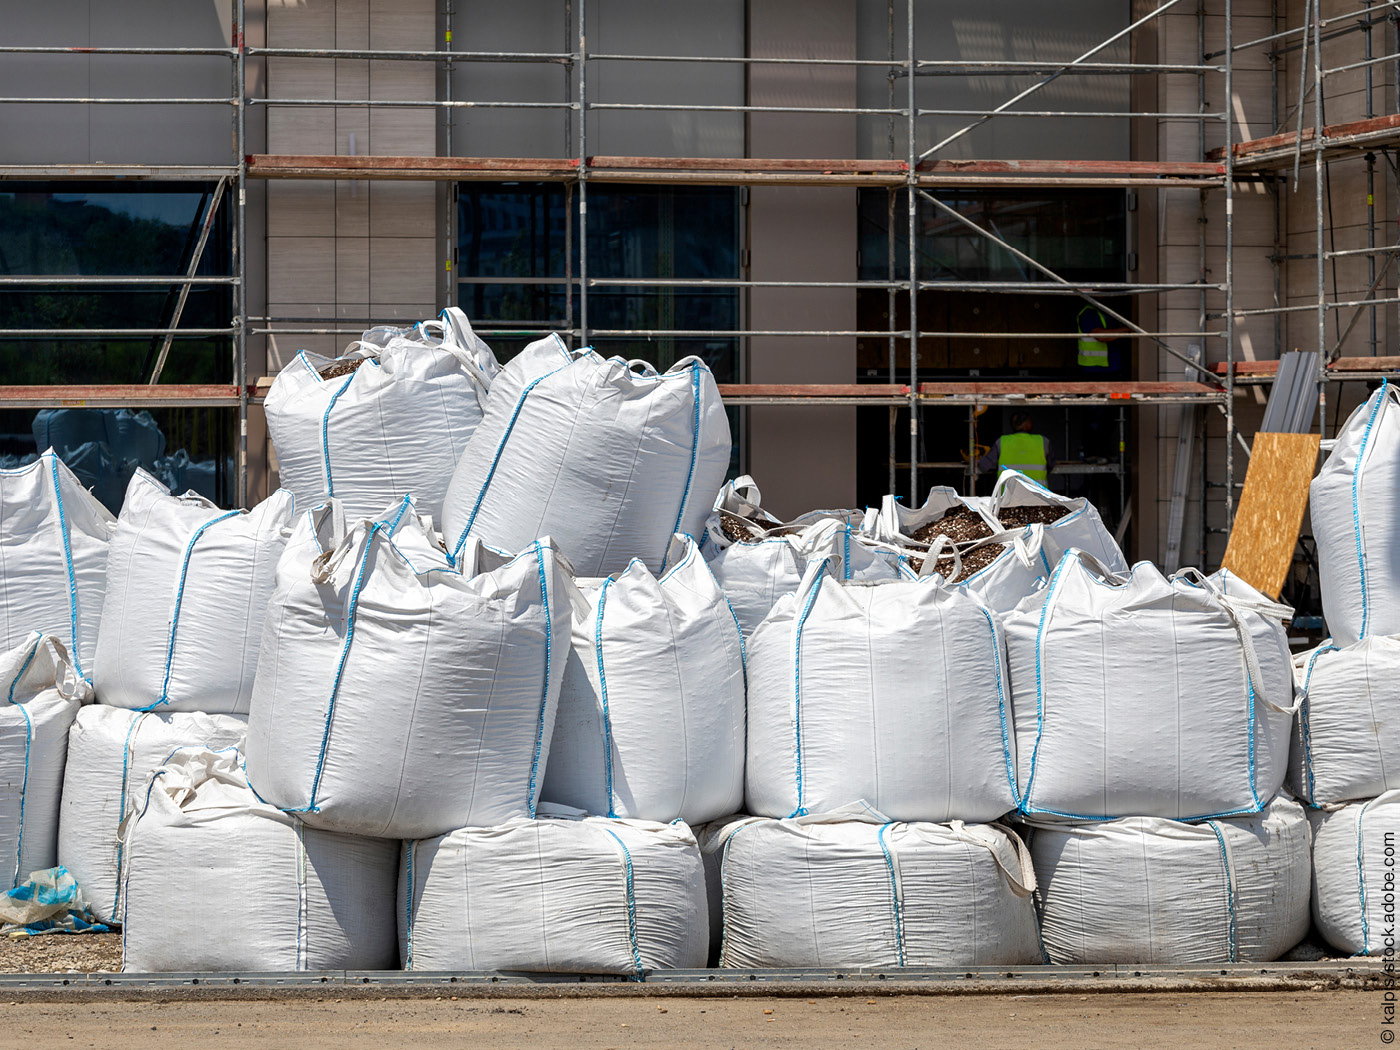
370, 0, 433, 49
368, 108, 436, 153
369, 238, 437, 305
271, 57, 334, 100
267, 106, 336, 153
335, 238, 371, 303
335, 180, 371, 237
268, 180, 336, 237
268, 237, 337, 303
336, 0, 370, 47
268, 0, 335, 48
369, 182, 435, 238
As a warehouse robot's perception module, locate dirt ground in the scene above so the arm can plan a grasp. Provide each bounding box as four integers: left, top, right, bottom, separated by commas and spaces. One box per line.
0, 933, 121, 974
0, 991, 1374, 1050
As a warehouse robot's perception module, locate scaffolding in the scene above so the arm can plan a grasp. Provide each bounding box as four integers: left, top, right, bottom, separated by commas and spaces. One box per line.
1, 0, 1397, 565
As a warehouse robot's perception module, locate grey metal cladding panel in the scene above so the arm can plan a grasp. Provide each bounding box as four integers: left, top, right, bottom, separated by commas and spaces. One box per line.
0, 1, 233, 165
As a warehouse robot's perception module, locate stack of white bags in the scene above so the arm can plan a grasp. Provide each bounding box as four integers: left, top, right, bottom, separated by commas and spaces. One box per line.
6, 307, 1382, 975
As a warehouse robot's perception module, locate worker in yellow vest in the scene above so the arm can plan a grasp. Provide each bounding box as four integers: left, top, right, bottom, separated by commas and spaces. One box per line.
977, 411, 1055, 485
1077, 303, 1133, 370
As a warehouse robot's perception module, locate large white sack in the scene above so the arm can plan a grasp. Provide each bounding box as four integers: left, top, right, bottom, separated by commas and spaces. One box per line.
860, 487, 1001, 549
1311, 381, 1400, 646
901, 524, 1054, 615
542, 535, 745, 824
706, 806, 1041, 968
747, 557, 1017, 822
264, 308, 499, 522
245, 497, 569, 839
400, 809, 708, 975
93, 471, 295, 714
0, 451, 116, 681
1290, 638, 1400, 806
1028, 795, 1310, 963
57, 705, 246, 923
1311, 792, 1400, 956
708, 517, 901, 637
701, 474, 864, 555
120, 748, 398, 971
1005, 552, 1296, 820
442, 351, 731, 576
989, 470, 1128, 573
0, 634, 88, 888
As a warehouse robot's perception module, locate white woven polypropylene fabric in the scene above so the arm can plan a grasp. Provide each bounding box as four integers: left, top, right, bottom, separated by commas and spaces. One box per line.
93, 470, 295, 714
541, 535, 746, 824
1311, 381, 1400, 646
746, 558, 1017, 823
263, 309, 499, 523
989, 470, 1128, 573
705, 808, 1041, 969
400, 811, 707, 975
442, 350, 731, 576
120, 748, 398, 972
700, 474, 864, 555
1311, 792, 1400, 956
57, 704, 247, 923
1290, 638, 1400, 806
0, 633, 89, 888
1028, 795, 1311, 964
1004, 552, 1296, 820
0, 451, 115, 682
244, 497, 569, 839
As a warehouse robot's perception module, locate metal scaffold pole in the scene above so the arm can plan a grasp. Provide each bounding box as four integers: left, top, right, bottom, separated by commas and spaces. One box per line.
236, 0, 249, 509
906, 0, 919, 503
1224, 0, 1236, 527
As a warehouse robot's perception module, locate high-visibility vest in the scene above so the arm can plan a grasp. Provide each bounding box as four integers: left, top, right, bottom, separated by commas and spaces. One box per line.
998, 432, 1048, 483
1077, 305, 1110, 368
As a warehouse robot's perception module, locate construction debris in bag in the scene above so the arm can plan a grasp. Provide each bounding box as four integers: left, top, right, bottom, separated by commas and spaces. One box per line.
319, 358, 367, 381
998, 505, 1069, 529
909, 508, 993, 545
920, 542, 1006, 583
719, 510, 768, 544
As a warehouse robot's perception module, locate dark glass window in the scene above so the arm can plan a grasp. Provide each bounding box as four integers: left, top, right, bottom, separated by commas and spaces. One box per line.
456, 183, 740, 382
858, 188, 1126, 284
0, 182, 233, 385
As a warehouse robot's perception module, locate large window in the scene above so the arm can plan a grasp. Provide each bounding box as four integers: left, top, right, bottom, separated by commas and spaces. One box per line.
457, 183, 741, 382
0, 182, 235, 509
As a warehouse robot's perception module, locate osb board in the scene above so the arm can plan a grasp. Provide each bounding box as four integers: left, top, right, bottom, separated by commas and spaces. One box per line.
1222, 432, 1322, 599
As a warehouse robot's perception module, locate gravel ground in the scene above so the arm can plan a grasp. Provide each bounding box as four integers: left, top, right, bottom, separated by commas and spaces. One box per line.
0, 932, 121, 974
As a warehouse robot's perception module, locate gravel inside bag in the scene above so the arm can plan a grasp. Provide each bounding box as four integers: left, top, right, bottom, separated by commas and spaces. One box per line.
997, 505, 1069, 529
908, 508, 993, 545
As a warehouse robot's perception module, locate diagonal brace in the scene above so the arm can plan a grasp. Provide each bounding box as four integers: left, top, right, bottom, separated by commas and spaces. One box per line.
148, 177, 227, 385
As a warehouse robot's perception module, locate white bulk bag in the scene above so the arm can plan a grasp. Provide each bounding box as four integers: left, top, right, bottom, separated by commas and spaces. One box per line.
0, 634, 88, 888
1311, 792, 1400, 955
989, 469, 1128, 573
93, 471, 295, 714
1311, 382, 1400, 646
1005, 552, 1296, 820
708, 517, 900, 637
860, 488, 1001, 549
264, 308, 499, 522
0, 451, 116, 681
120, 748, 398, 971
1291, 638, 1400, 806
747, 557, 1017, 822
707, 807, 1041, 968
903, 525, 1054, 615
57, 705, 246, 923
400, 810, 708, 975
1028, 795, 1311, 963
701, 474, 863, 555
443, 352, 731, 576
542, 535, 745, 824
245, 498, 569, 839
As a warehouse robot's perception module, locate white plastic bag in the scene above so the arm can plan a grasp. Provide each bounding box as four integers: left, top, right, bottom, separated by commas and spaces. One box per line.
989, 469, 1127, 573
264, 308, 499, 522
0, 451, 116, 681
705, 805, 1041, 968
701, 474, 864, 555
57, 705, 246, 923
1311, 381, 1400, 646
1004, 552, 1296, 820
747, 557, 1017, 822
1028, 795, 1310, 963
542, 535, 746, 824
443, 351, 731, 576
120, 748, 398, 971
708, 517, 901, 637
1290, 638, 1400, 806
1311, 791, 1400, 956
401, 809, 707, 975
93, 470, 295, 714
0, 633, 89, 888
245, 497, 569, 839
